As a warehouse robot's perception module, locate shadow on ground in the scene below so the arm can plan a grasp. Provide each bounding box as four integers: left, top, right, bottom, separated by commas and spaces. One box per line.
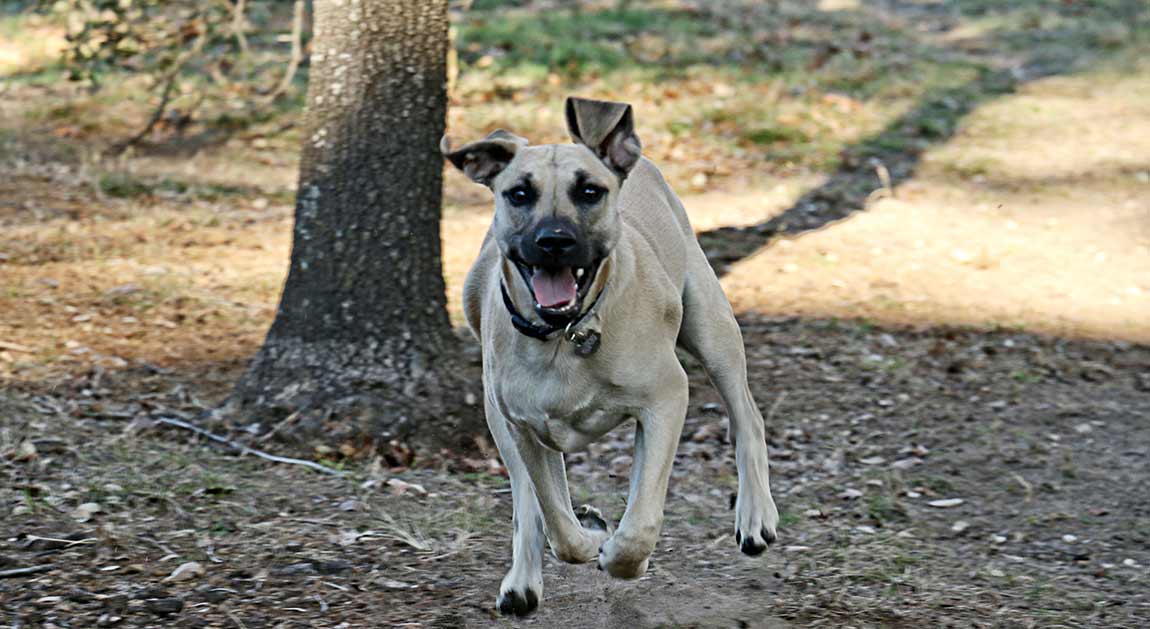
698, 0, 1149, 273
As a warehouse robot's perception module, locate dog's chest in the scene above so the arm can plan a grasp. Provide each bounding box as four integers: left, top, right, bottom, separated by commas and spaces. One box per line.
492, 356, 638, 452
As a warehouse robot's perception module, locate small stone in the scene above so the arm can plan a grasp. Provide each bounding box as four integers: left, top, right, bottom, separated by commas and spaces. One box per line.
838, 488, 863, 500
991, 534, 1008, 544
1073, 423, 1093, 434
1123, 558, 1139, 567
1062, 534, 1077, 543
952, 520, 970, 533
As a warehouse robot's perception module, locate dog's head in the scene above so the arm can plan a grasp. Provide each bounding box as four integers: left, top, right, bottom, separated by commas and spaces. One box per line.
443, 97, 641, 323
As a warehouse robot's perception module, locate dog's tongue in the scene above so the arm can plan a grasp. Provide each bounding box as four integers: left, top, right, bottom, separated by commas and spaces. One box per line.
531, 267, 577, 308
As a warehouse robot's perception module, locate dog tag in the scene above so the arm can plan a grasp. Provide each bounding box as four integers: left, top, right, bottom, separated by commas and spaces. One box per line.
571, 330, 601, 357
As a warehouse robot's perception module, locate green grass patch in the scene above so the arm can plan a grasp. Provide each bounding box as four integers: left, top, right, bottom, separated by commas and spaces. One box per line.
458, 5, 719, 77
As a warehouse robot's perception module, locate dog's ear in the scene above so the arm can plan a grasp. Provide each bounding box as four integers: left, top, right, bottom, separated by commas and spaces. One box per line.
441, 129, 528, 186
565, 96, 642, 177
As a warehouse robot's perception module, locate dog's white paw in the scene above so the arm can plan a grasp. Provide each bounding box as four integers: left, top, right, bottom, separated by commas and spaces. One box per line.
734, 487, 779, 556
496, 587, 539, 617
497, 570, 542, 617
596, 534, 652, 579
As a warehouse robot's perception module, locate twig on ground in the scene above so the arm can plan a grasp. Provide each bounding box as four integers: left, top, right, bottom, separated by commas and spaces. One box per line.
107, 32, 206, 156
156, 417, 345, 476
24, 535, 96, 547
138, 534, 178, 558
1011, 472, 1034, 503
106, 75, 178, 157
766, 392, 788, 425
257, 410, 302, 443
226, 609, 249, 629
0, 565, 56, 579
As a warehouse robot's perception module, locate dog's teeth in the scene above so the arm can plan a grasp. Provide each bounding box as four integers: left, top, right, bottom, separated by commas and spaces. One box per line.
575, 268, 585, 279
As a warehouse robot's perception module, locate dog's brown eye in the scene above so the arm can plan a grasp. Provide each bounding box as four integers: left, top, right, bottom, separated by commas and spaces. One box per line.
504, 185, 536, 208
573, 184, 605, 205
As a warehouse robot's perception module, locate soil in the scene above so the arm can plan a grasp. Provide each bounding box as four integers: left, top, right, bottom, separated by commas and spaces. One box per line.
4, 319, 1149, 627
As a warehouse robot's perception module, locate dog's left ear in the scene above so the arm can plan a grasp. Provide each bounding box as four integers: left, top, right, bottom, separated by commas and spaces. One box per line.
565, 96, 642, 178
441, 129, 528, 187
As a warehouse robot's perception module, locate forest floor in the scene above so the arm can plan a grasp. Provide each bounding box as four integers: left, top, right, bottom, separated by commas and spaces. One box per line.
3, 0, 1150, 627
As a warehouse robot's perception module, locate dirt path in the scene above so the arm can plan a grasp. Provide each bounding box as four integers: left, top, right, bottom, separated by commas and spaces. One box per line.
4, 320, 1149, 627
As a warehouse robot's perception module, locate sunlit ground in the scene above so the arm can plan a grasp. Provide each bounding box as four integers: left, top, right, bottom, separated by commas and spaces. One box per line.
722, 69, 1150, 341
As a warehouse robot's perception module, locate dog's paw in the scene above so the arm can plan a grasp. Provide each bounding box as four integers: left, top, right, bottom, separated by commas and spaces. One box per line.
734, 489, 779, 556
496, 587, 539, 617
596, 536, 651, 579
574, 504, 609, 532
734, 524, 778, 556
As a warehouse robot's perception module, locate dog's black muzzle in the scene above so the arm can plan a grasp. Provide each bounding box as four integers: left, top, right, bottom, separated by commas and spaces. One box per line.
507, 218, 605, 326
516, 218, 594, 270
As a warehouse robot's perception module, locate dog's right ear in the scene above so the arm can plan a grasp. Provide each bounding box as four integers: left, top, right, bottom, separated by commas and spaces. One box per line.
441, 130, 527, 187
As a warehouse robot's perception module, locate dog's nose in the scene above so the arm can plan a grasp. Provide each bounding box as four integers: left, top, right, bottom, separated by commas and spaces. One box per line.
534, 228, 577, 256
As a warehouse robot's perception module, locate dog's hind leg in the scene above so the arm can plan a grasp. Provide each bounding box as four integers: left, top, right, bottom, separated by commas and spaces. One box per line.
678, 265, 779, 555
485, 398, 546, 616
597, 370, 689, 578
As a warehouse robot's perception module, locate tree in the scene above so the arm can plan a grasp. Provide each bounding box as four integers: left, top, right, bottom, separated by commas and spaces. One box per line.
222, 0, 472, 448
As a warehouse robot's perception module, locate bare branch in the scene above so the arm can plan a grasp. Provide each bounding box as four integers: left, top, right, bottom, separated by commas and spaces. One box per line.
232, 0, 251, 59
262, 0, 307, 105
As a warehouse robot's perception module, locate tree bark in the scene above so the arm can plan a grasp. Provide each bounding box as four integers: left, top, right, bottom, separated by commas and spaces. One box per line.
223, 0, 475, 448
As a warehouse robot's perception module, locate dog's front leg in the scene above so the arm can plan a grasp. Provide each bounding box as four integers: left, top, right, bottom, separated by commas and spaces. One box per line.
598, 371, 689, 579
506, 421, 611, 565
485, 399, 546, 616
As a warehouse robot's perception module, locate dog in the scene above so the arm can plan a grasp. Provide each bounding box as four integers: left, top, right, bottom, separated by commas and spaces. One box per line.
442, 97, 779, 616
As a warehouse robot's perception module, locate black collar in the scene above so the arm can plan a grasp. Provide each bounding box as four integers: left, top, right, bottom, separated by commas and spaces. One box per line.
500, 281, 606, 356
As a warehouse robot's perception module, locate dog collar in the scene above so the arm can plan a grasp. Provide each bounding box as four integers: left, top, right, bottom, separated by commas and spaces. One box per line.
500, 281, 605, 356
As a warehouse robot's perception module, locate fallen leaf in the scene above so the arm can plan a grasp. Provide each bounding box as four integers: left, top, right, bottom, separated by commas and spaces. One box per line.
928, 498, 965, 508
164, 561, 205, 582
386, 478, 427, 496
71, 502, 103, 522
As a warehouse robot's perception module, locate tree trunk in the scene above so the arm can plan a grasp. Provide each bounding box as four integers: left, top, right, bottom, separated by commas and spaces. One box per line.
223, 0, 474, 448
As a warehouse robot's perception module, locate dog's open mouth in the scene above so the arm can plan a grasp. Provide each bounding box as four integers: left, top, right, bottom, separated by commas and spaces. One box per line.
512, 259, 600, 319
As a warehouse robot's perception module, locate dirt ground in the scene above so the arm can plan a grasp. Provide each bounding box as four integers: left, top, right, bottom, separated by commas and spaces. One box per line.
3, 322, 1149, 627
3, 0, 1150, 627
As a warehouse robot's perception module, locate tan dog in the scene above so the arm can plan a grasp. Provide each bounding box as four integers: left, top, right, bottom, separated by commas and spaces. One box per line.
443, 97, 779, 616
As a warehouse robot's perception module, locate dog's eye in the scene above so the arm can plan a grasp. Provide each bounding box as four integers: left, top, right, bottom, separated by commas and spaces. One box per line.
573, 184, 605, 205
504, 185, 535, 208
